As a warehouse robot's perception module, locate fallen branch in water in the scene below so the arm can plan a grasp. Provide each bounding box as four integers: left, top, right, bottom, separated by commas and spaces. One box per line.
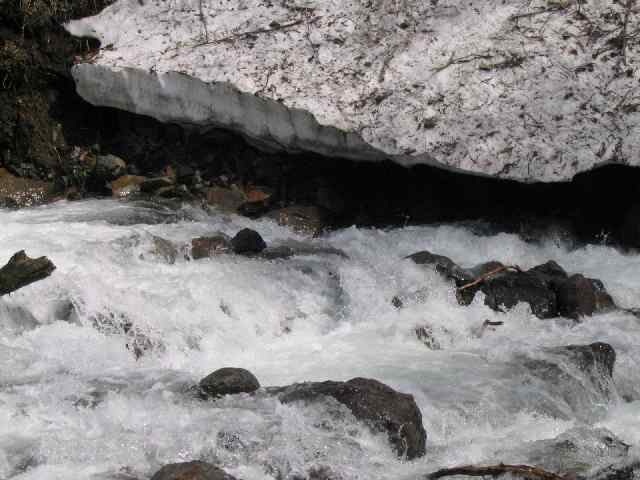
457, 265, 522, 292
0, 251, 56, 296
428, 464, 567, 480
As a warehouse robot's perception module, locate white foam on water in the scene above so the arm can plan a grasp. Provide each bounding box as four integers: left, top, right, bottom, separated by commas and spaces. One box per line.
1, 199, 639, 479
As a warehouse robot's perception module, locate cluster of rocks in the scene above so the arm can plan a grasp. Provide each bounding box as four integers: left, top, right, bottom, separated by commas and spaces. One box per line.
191, 367, 426, 461
402, 250, 616, 320
145, 227, 347, 265
148, 341, 621, 480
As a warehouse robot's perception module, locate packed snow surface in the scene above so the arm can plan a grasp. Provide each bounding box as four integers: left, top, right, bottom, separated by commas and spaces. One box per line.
1, 199, 640, 478
67, 0, 640, 181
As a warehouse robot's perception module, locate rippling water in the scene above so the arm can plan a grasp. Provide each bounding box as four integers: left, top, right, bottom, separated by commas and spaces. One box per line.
1, 199, 639, 479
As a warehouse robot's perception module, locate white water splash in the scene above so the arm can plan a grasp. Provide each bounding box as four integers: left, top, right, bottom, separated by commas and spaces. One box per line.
1, 199, 639, 479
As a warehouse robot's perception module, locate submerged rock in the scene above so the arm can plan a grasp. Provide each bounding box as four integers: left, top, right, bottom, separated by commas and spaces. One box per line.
505, 427, 630, 476
276, 377, 426, 460
150, 461, 237, 480
550, 342, 617, 378
481, 270, 559, 319
521, 342, 617, 407
198, 367, 261, 399
231, 228, 267, 255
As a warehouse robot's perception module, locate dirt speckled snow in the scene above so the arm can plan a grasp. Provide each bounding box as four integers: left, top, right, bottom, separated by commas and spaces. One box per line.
68, 0, 640, 181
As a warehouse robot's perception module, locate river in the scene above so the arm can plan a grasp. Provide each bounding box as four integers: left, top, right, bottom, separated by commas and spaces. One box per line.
1, 199, 639, 479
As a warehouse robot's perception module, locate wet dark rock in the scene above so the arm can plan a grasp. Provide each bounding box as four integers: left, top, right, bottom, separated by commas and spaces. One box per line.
516, 343, 617, 418
290, 466, 343, 480
191, 234, 232, 259
407, 250, 458, 277
276, 377, 426, 459
480, 270, 558, 318
198, 367, 260, 399
555, 274, 616, 319
406, 250, 474, 291
231, 228, 267, 255
527, 260, 568, 288
150, 461, 237, 480
267, 206, 332, 236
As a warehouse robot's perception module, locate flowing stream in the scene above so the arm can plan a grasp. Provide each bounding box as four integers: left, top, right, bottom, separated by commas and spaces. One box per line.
1, 199, 639, 480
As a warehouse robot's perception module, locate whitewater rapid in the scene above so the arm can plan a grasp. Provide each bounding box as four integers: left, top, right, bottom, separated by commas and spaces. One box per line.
1, 199, 639, 479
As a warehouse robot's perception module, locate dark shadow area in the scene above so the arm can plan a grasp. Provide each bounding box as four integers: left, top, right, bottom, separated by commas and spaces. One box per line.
53, 86, 640, 248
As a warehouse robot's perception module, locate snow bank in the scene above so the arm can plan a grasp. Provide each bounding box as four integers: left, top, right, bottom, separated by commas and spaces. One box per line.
67, 0, 640, 182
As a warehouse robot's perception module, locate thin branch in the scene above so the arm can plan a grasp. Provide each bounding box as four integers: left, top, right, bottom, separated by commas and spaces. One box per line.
428, 464, 567, 480
457, 265, 522, 292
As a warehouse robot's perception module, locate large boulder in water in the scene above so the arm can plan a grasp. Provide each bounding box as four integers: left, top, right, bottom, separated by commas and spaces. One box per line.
276, 377, 426, 460
67, 1, 640, 182
150, 461, 237, 480
198, 367, 261, 399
